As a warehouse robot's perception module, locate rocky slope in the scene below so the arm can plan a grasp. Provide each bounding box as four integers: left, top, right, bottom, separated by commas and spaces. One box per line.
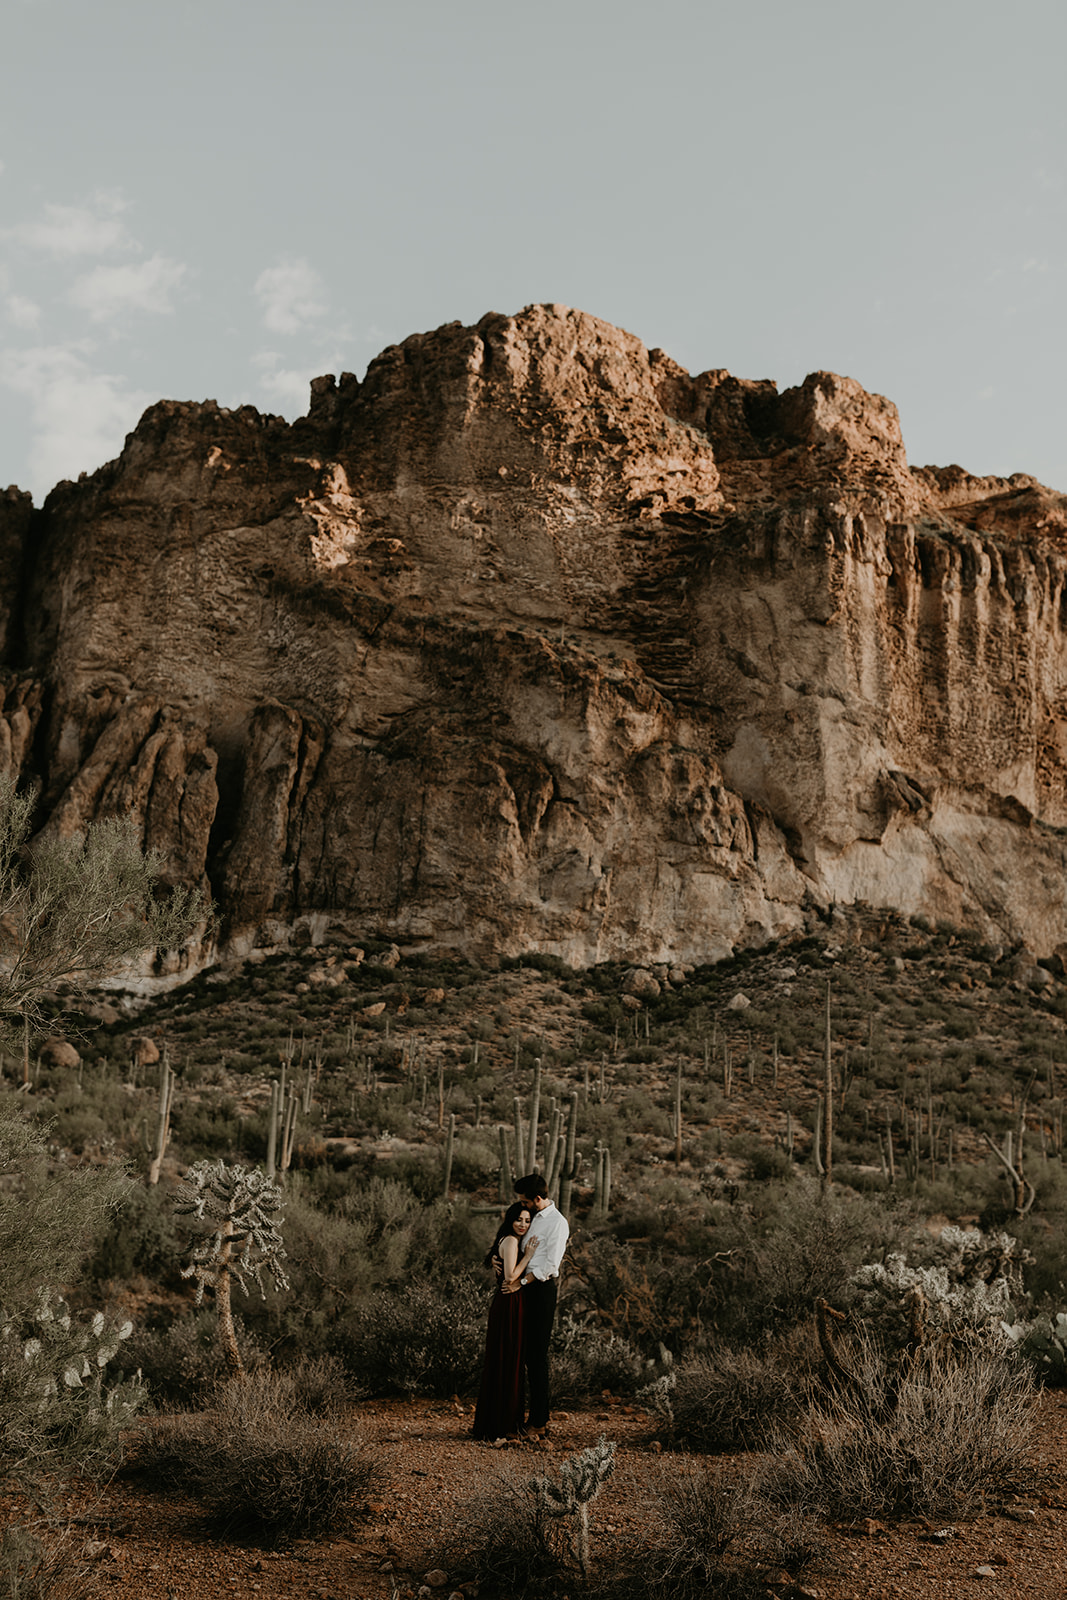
3, 304, 1067, 969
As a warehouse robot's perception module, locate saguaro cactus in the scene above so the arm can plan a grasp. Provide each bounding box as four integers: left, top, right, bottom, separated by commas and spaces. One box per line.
498, 1124, 514, 1200
174, 1160, 289, 1377
145, 1050, 176, 1187
593, 1142, 612, 1219
442, 1112, 456, 1198
528, 1057, 543, 1171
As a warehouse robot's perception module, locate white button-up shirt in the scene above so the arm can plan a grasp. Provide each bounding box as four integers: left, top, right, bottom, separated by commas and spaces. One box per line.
526, 1200, 569, 1280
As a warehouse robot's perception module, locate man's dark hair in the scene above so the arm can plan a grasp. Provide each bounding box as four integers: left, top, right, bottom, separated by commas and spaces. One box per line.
515, 1172, 549, 1200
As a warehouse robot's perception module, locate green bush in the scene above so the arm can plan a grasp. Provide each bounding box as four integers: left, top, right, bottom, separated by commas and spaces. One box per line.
725, 1176, 909, 1338
0, 1105, 142, 1489
83, 1182, 184, 1288
334, 1274, 487, 1396
116, 1308, 268, 1410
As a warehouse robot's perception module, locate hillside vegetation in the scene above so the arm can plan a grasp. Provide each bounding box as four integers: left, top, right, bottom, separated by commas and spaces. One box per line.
4, 908, 1067, 1596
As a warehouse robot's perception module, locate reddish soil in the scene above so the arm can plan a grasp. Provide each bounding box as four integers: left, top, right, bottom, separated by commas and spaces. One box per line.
30, 1391, 1067, 1600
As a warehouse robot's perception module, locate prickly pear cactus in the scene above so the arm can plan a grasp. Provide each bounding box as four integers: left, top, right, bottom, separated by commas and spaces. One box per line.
1002, 1312, 1067, 1384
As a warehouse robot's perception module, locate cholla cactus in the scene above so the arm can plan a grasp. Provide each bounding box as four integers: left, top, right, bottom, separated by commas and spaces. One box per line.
174, 1160, 289, 1377
852, 1225, 1029, 1344
637, 1345, 676, 1427
528, 1436, 616, 1579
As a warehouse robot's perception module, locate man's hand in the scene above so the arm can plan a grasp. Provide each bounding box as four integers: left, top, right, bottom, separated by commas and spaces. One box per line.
492, 1253, 504, 1280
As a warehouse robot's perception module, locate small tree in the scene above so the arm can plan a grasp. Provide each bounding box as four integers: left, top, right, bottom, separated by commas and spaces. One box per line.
175, 1161, 290, 1378
0, 781, 208, 1066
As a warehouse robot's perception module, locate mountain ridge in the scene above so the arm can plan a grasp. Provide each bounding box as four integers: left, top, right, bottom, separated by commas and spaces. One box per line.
2, 304, 1067, 975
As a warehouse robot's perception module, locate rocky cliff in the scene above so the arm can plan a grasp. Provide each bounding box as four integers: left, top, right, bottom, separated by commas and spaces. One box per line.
4, 303, 1067, 969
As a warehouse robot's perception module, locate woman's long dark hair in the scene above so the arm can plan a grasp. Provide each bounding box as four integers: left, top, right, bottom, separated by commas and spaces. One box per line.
484, 1201, 532, 1268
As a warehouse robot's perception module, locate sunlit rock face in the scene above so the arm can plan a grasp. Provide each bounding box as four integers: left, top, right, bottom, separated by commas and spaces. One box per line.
4, 303, 1067, 965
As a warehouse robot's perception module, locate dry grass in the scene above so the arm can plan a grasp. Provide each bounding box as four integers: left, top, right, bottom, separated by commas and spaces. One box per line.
125, 1370, 377, 1541
762, 1336, 1038, 1521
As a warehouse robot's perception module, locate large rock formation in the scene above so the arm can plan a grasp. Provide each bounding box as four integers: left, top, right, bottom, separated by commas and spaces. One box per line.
4, 303, 1067, 967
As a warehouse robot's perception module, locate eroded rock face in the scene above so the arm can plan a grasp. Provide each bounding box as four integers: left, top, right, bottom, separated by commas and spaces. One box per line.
5, 303, 1067, 965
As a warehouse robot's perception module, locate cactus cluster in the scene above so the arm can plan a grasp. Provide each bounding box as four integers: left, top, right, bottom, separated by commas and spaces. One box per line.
852, 1225, 1028, 1342
499, 1059, 583, 1207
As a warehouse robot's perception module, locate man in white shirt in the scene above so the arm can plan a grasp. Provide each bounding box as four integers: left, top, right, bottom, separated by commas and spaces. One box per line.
513, 1171, 570, 1439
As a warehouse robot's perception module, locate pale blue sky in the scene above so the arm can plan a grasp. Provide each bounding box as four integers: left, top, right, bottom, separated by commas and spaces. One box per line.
2, 0, 1064, 501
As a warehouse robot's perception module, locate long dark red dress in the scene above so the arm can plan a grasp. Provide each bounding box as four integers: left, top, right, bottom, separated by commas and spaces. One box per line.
471, 1285, 525, 1439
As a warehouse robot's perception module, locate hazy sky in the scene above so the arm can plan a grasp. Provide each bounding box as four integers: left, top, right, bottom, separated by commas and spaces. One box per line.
2, 0, 1064, 502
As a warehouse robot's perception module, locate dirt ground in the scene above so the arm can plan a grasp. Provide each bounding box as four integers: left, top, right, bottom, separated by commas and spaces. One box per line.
23, 1388, 1067, 1600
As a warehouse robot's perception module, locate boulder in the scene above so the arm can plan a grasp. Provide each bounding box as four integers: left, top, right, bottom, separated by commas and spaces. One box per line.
39, 1038, 81, 1070
623, 968, 661, 1000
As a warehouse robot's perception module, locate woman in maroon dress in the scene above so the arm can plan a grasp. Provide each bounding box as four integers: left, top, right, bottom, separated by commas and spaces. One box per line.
471, 1203, 539, 1440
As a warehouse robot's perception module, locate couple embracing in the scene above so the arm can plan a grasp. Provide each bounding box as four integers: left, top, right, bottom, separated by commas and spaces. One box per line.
471, 1172, 570, 1442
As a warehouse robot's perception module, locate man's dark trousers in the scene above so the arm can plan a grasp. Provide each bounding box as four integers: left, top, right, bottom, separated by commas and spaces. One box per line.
523, 1278, 557, 1429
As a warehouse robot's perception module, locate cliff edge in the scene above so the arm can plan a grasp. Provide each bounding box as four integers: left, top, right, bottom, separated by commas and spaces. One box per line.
4, 303, 1067, 968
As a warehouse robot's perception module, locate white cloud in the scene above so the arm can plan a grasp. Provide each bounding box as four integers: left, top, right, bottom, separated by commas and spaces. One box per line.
253, 258, 327, 335
252, 351, 317, 415
7, 190, 133, 257
0, 342, 149, 494
68, 254, 187, 322
5, 294, 41, 329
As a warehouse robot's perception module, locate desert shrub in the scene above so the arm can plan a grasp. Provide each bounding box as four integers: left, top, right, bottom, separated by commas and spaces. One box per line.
447, 1131, 500, 1191
116, 1308, 269, 1409
565, 1234, 722, 1356
0, 1526, 96, 1600
762, 1335, 1037, 1520
722, 1176, 909, 1338
444, 1440, 616, 1598
82, 1181, 185, 1289
270, 1353, 366, 1414
647, 1462, 822, 1599
220, 1182, 486, 1363
550, 1313, 645, 1398
0, 1106, 143, 1489
443, 1460, 571, 1599
658, 1344, 804, 1452
333, 1274, 486, 1396
125, 1369, 376, 1539
741, 1142, 793, 1183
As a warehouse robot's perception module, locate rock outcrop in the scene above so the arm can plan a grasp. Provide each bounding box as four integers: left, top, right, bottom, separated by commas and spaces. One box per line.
4, 303, 1067, 967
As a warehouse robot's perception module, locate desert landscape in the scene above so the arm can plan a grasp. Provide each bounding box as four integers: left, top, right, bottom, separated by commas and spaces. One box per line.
4, 302, 1067, 1595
